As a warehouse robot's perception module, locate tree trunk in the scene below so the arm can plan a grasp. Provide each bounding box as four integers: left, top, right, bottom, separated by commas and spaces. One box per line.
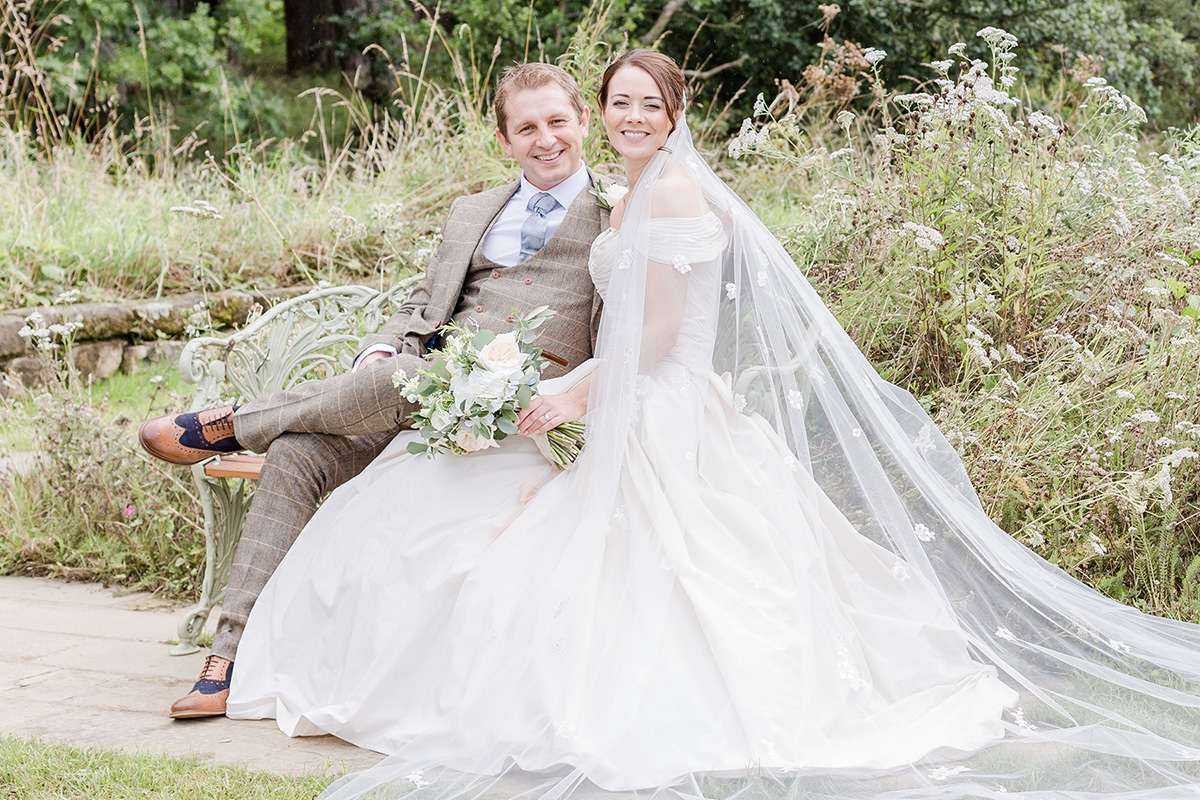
285, 0, 365, 74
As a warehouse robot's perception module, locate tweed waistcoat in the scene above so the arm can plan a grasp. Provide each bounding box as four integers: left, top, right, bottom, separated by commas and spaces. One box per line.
449, 209, 597, 379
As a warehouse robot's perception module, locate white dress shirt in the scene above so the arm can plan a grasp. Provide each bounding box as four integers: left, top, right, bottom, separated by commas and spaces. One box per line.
481, 164, 590, 266
353, 164, 592, 369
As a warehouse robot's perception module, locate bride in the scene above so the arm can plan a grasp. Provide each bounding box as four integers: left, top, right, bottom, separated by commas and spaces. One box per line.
228, 51, 1200, 799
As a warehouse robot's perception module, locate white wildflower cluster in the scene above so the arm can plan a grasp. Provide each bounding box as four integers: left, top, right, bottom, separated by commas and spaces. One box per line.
728, 118, 764, 159
17, 310, 84, 352
1130, 409, 1160, 425
892, 93, 935, 108
977, 27, 1020, 88
329, 206, 367, 240
899, 221, 945, 252
828, 147, 854, 161
170, 199, 223, 220
1142, 284, 1172, 298
1025, 110, 1060, 136
863, 47, 887, 65
835, 109, 856, 131
369, 202, 406, 239
929, 59, 953, 74
1088, 533, 1108, 555
54, 289, 82, 304
753, 92, 769, 116
183, 301, 218, 338
1082, 77, 1147, 125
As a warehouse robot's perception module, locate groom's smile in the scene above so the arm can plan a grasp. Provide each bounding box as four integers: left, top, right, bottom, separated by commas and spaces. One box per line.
496, 84, 590, 191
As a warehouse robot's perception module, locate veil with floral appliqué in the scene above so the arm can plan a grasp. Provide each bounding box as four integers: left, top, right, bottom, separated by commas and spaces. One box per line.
316, 112, 1200, 800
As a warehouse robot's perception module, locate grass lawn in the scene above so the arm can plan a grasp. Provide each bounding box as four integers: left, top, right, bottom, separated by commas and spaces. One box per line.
0, 736, 336, 799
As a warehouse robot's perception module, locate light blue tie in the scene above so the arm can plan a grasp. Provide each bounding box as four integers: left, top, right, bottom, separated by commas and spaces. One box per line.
518, 192, 558, 264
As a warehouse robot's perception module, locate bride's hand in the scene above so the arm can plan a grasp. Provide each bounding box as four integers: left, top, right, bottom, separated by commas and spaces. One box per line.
518, 389, 586, 436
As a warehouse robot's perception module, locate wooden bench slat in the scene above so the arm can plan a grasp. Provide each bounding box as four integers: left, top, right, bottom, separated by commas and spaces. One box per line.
203, 454, 265, 480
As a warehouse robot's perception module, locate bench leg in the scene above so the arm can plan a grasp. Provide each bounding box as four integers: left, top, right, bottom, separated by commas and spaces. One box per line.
171, 468, 253, 655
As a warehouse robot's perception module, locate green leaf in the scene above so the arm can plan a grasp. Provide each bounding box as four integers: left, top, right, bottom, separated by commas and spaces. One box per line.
430, 359, 451, 380
497, 418, 518, 434
516, 384, 534, 407
40, 263, 65, 281
407, 441, 428, 455
473, 330, 496, 348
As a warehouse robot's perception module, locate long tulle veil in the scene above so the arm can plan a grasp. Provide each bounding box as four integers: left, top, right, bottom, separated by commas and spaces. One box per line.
316, 114, 1200, 800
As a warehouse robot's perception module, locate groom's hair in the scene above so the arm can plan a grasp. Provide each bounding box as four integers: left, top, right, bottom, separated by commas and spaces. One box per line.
495, 63, 586, 137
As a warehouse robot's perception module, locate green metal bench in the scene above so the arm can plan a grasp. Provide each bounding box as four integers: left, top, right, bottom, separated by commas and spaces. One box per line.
170, 279, 421, 655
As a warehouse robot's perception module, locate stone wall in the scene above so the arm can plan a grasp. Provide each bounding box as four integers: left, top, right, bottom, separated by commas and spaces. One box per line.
0, 288, 309, 396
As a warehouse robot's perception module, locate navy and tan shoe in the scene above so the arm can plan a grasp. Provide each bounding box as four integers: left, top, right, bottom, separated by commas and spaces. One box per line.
138, 406, 241, 465
169, 654, 234, 719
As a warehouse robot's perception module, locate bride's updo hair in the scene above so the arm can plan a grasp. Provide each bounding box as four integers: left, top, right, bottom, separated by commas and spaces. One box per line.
598, 50, 687, 130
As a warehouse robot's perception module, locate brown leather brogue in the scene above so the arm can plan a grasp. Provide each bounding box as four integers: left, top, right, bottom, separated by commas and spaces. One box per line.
138, 406, 241, 465
170, 654, 234, 719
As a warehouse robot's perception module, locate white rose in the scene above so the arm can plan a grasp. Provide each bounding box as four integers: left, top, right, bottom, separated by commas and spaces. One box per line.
453, 425, 497, 453
430, 408, 455, 430
598, 184, 628, 208
477, 333, 525, 376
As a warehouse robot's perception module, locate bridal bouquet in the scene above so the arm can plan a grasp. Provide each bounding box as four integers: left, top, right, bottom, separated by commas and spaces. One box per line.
392, 306, 586, 468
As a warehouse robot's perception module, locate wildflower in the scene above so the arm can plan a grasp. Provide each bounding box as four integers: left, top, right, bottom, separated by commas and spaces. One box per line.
829, 147, 853, 161
976, 27, 1018, 51
930, 60, 953, 73
948, 42, 968, 58
901, 221, 945, 250
124, 504, 135, 516
1166, 392, 1186, 400
1115, 389, 1135, 400
53, 289, 81, 305
170, 199, 223, 220
149, 375, 165, 385
1142, 285, 1171, 298
1167, 448, 1199, 466
328, 207, 367, 240
1089, 534, 1107, 555
1157, 437, 1177, 448
1130, 409, 1160, 425
893, 93, 934, 107
753, 93, 768, 116
863, 48, 887, 65
835, 110, 856, 130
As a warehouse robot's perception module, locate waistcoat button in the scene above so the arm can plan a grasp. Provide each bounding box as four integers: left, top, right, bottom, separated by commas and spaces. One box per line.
525, 278, 532, 285
491, 270, 500, 279
475, 305, 483, 313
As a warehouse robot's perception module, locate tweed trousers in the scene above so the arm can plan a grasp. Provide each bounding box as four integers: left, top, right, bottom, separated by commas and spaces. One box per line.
211, 177, 608, 660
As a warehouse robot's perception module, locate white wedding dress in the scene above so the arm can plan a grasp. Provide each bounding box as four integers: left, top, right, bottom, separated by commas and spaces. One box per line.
227, 213, 1019, 788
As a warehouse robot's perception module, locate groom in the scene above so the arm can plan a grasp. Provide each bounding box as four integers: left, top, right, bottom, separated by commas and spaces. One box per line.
138, 62, 608, 718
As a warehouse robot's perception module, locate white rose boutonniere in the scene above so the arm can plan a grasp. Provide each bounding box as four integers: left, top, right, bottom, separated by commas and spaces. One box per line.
591, 183, 628, 211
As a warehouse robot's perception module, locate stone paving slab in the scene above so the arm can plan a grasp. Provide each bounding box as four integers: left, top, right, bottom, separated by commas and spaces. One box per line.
0, 575, 382, 778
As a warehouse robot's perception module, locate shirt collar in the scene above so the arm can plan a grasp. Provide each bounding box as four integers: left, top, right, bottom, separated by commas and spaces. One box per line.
517, 163, 590, 210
